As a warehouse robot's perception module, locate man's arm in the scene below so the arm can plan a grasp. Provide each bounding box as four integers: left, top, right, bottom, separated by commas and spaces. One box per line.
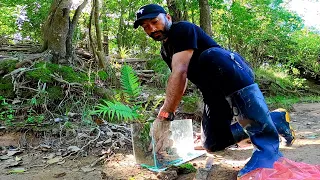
161, 49, 193, 113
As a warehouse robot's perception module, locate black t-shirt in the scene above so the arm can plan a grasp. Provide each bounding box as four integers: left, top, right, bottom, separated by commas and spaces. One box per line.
160, 21, 220, 86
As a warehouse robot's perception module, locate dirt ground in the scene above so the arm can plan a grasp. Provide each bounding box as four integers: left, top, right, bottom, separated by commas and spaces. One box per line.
0, 103, 320, 180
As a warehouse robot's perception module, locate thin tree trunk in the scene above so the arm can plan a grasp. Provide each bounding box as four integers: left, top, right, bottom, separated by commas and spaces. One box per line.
182, 0, 188, 21
101, 4, 109, 56
88, 1, 97, 61
167, 0, 183, 22
42, 0, 72, 63
93, 0, 105, 68
66, 0, 88, 59
199, 0, 212, 36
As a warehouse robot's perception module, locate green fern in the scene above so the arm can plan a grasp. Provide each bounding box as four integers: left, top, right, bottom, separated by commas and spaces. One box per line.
120, 65, 141, 101
94, 100, 138, 122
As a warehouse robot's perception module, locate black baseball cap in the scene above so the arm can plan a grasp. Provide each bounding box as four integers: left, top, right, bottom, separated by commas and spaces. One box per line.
134, 4, 167, 29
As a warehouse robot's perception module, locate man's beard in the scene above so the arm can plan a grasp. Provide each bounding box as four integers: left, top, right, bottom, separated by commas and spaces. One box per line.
150, 18, 171, 41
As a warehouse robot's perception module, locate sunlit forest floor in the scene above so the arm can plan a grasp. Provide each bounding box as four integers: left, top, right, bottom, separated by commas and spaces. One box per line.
0, 103, 319, 180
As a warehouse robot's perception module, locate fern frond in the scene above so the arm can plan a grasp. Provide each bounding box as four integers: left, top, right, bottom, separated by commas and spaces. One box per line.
120, 65, 141, 100
93, 100, 138, 122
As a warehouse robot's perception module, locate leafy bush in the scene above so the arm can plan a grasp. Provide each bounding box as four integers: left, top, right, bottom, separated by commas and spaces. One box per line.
93, 65, 143, 123
255, 65, 309, 96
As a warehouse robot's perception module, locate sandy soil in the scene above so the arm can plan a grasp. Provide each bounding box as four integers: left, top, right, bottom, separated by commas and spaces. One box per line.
0, 103, 319, 180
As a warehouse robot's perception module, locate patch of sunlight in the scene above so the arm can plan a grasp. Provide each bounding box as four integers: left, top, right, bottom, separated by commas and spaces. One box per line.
296, 139, 320, 145
272, 71, 288, 79
223, 158, 249, 166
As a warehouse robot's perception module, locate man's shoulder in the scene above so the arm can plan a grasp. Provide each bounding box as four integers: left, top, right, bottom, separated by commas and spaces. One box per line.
172, 21, 197, 28
170, 21, 200, 36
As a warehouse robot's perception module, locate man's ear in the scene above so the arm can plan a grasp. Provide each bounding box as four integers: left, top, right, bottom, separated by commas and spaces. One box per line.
166, 14, 172, 21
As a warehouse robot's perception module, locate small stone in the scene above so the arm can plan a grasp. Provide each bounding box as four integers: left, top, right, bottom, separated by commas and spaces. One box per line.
67, 146, 80, 153
156, 171, 178, 180
54, 118, 62, 123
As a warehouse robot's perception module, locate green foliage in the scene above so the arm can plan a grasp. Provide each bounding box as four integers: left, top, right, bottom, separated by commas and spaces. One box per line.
97, 70, 108, 81
168, 163, 197, 174
118, 46, 130, 59
26, 109, 44, 124
176, 163, 197, 174
92, 64, 148, 123
146, 59, 170, 87
0, 6, 17, 37
47, 86, 63, 101
0, 60, 17, 98
266, 95, 320, 111
120, 65, 141, 100
255, 66, 309, 96
182, 94, 202, 113
137, 121, 152, 152
0, 77, 15, 99
0, 59, 18, 73
93, 100, 138, 122
0, 96, 15, 126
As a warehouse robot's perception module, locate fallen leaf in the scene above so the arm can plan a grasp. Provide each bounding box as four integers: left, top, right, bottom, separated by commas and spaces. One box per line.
47, 156, 62, 164
8, 168, 25, 174
40, 144, 52, 151
119, 141, 125, 147
53, 172, 66, 178
0, 155, 10, 160
7, 150, 23, 156
15, 156, 22, 161
57, 160, 65, 165
81, 166, 95, 173
12, 99, 22, 104
6, 161, 22, 168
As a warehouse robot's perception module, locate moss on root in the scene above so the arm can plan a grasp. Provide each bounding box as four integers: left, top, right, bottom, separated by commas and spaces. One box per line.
0, 59, 18, 73
0, 59, 18, 99
47, 86, 63, 100
26, 62, 88, 83
0, 77, 14, 99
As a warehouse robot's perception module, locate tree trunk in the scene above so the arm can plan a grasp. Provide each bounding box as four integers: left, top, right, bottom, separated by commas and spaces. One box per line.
199, 0, 212, 36
42, 0, 72, 63
88, 0, 106, 68
93, 0, 106, 68
42, 0, 88, 64
66, 0, 88, 59
101, 4, 109, 56
182, 0, 188, 21
166, 0, 184, 22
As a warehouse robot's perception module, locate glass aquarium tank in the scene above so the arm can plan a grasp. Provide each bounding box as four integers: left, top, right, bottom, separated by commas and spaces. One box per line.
131, 119, 204, 171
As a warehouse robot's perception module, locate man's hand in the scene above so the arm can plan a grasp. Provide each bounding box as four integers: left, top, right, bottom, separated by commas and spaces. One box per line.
149, 118, 173, 153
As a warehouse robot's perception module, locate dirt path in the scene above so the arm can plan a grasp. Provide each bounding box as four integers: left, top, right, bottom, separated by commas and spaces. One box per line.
1, 103, 319, 180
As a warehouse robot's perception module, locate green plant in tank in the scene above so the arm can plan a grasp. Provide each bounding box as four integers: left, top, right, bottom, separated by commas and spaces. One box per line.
137, 121, 152, 152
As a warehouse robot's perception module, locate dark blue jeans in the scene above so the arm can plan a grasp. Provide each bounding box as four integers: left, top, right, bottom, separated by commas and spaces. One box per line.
196, 47, 255, 151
